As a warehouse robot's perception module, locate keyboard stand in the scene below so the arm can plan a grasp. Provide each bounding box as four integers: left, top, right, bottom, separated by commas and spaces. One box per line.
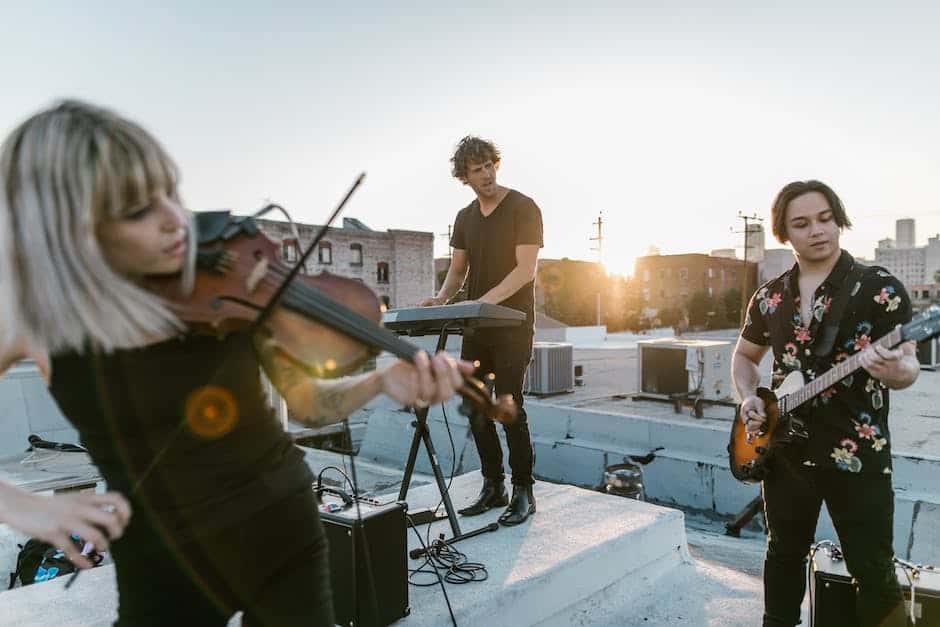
398, 327, 499, 558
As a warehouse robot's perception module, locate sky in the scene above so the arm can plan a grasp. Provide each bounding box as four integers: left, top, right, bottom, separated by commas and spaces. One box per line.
3, 1, 939, 277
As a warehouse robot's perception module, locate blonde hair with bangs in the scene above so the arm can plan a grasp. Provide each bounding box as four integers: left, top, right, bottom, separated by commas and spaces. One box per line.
0, 100, 196, 354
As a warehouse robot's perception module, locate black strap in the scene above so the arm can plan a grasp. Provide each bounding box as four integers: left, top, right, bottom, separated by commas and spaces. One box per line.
813, 261, 868, 358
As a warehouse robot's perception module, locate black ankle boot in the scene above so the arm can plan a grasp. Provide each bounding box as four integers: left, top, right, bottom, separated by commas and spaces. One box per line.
458, 478, 508, 516
498, 484, 536, 526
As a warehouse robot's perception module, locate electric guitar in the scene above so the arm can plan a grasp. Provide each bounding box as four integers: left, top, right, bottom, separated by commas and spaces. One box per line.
729, 305, 940, 483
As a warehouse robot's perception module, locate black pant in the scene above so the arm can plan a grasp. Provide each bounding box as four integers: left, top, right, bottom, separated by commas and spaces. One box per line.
761, 454, 906, 627
460, 328, 534, 486
112, 488, 334, 626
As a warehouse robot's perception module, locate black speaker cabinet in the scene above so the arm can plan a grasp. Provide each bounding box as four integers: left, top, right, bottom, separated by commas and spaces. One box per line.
320, 496, 410, 627
811, 545, 940, 626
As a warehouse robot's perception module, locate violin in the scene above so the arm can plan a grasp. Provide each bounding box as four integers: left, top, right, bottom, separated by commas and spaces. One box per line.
143, 210, 517, 424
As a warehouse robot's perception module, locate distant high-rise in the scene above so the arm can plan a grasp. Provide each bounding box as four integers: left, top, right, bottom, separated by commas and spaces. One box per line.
875, 216, 940, 290
896, 219, 916, 249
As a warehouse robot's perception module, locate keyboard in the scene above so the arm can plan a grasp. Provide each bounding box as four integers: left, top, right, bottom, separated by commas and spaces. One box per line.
382, 302, 525, 336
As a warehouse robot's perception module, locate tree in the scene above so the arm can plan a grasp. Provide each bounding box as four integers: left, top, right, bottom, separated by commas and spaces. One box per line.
687, 291, 715, 328
722, 287, 743, 327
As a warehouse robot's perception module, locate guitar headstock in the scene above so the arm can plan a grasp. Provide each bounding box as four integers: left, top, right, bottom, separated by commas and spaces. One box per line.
901, 305, 940, 344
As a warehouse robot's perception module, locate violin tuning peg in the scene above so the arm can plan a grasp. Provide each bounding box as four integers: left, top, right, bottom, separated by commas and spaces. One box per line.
483, 372, 496, 396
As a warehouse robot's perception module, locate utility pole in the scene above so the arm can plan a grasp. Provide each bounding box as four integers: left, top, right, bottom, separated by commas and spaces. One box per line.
590, 213, 604, 326
733, 212, 763, 326
436, 224, 453, 292
439, 224, 453, 261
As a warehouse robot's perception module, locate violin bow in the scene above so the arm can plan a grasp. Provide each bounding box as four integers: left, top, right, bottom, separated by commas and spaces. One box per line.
251, 172, 366, 331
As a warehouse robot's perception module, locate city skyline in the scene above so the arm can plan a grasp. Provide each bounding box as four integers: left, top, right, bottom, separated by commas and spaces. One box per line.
3, 3, 938, 277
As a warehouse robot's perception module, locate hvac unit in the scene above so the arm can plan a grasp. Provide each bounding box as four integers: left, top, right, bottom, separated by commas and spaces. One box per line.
525, 342, 574, 395
637, 338, 733, 402
918, 337, 940, 370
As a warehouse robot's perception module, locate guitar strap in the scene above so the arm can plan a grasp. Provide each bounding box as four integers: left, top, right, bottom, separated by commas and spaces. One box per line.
812, 260, 868, 359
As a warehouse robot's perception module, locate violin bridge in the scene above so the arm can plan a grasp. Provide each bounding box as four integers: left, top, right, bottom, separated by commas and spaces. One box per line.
246, 258, 268, 294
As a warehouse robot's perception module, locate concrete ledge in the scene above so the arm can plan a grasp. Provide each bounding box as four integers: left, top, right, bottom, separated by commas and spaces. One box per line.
353, 397, 940, 566
390, 472, 692, 626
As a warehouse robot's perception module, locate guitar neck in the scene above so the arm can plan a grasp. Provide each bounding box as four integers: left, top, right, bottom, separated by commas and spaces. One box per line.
780, 326, 902, 415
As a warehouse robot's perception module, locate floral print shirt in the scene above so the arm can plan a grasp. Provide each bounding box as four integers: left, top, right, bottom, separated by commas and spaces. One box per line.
741, 251, 912, 474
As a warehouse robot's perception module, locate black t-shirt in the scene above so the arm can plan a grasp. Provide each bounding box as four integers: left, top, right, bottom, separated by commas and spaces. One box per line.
741, 250, 912, 474
48, 332, 313, 541
450, 189, 544, 328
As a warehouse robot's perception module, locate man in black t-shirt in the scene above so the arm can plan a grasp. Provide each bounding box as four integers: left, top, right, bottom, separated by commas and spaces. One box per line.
421, 136, 543, 526
733, 180, 919, 627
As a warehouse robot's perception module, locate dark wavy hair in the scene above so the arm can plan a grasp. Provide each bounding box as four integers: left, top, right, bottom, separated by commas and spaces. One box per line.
770, 180, 852, 244
450, 136, 501, 179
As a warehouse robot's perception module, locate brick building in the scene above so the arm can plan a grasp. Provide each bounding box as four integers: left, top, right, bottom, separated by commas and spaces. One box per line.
257, 217, 434, 310
633, 253, 758, 311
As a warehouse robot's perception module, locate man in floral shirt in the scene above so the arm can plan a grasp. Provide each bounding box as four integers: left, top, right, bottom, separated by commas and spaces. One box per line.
732, 180, 920, 627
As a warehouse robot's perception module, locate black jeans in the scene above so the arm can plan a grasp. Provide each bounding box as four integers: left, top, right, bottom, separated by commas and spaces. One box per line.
761, 454, 906, 627
460, 328, 534, 486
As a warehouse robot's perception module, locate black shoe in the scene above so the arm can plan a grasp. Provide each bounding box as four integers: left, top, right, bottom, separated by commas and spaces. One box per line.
458, 478, 508, 516
498, 484, 536, 526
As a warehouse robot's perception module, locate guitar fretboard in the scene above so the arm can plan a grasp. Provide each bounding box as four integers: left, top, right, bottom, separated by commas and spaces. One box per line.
778, 327, 902, 415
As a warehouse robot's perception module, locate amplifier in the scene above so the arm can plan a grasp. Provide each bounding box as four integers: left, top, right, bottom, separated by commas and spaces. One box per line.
319, 494, 410, 627
811, 543, 940, 626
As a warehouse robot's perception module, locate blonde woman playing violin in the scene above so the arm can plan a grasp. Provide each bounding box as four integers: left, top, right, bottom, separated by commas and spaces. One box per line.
0, 100, 471, 626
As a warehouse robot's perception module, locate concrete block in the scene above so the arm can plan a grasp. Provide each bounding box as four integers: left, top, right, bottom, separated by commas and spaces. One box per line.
713, 466, 761, 515
534, 439, 607, 488
22, 377, 71, 433
0, 379, 31, 457
392, 472, 691, 627
523, 401, 572, 440
648, 419, 728, 458
891, 455, 940, 496
909, 501, 940, 565
643, 452, 716, 511
893, 494, 917, 559
561, 406, 651, 450
358, 408, 416, 465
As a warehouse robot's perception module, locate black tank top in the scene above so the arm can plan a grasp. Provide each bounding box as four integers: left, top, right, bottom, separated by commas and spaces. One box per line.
48, 332, 313, 540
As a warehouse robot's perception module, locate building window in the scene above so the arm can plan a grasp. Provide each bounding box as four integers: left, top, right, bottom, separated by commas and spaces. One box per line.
380, 295, 391, 310
658, 269, 667, 280
707, 287, 714, 296
377, 262, 389, 284
318, 241, 332, 264
643, 269, 650, 282
708, 268, 715, 279
660, 289, 666, 298
679, 268, 688, 281
350, 243, 363, 266
282, 238, 299, 263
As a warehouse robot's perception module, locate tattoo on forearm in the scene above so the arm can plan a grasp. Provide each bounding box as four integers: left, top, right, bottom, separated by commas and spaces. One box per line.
318, 386, 347, 416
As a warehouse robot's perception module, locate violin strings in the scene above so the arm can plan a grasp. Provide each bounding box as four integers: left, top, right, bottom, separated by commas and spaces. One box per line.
259, 264, 418, 359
